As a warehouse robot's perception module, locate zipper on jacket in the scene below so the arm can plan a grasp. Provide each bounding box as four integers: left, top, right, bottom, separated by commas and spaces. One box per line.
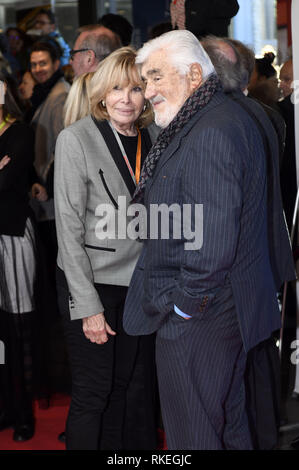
99, 169, 119, 210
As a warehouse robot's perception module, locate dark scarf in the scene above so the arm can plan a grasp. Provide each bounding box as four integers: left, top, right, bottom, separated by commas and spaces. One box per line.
132, 74, 221, 204
28, 68, 64, 120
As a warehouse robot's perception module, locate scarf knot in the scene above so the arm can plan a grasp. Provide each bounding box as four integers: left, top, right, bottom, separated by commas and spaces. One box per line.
132, 73, 221, 204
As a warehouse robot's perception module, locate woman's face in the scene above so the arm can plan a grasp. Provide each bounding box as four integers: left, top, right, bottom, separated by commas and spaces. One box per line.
19, 72, 36, 100
105, 79, 145, 131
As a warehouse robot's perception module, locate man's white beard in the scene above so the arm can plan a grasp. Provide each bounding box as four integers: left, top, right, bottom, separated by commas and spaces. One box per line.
151, 82, 189, 128
154, 103, 181, 128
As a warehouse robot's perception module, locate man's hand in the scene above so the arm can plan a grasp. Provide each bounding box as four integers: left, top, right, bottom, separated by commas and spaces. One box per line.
31, 183, 48, 201
0, 155, 10, 170
82, 312, 116, 345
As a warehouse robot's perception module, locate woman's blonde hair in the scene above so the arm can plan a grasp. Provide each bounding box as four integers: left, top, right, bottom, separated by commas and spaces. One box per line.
64, 72, 94, 127
90, 46, 153, 128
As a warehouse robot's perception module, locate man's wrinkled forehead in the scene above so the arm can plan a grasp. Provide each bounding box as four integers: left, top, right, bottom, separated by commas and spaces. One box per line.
140, 49, 173, 80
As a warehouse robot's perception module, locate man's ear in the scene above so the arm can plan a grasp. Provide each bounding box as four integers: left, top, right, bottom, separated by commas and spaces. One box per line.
87, 49, 96, 65
54, 59, 60, 72
189, 63, 203, 92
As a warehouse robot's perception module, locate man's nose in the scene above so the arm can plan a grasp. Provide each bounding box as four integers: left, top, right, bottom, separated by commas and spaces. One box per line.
144, 82, 155, 101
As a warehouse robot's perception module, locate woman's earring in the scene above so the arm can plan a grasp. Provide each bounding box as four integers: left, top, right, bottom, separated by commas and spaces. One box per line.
143, 103, 147, 111
101, 100, 106, 107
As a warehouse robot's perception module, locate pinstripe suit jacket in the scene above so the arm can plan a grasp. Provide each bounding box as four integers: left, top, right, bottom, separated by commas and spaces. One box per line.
228, 91, 295, 290
123, 90, 281, 352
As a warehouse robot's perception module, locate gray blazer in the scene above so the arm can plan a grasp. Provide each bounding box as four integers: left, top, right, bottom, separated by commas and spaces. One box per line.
54, 115, 156, 320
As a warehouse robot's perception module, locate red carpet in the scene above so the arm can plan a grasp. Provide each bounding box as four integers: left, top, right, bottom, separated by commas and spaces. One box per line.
0, 394, 69, 451
0, 394, 166, 450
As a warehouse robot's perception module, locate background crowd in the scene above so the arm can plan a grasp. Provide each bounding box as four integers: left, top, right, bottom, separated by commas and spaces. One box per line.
0, 2, 297, 450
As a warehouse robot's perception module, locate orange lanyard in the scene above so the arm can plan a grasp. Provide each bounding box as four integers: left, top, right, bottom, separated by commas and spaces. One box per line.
135, 128, 141, 184
109, 122, 142, 186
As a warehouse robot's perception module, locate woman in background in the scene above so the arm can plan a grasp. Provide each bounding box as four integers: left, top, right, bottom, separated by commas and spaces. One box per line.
248, 52, 280, 110
0, 73, 36, 442
19, 70, 37, 101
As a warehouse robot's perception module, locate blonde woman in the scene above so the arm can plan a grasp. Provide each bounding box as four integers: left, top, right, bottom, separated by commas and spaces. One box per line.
54, 47, 158, 450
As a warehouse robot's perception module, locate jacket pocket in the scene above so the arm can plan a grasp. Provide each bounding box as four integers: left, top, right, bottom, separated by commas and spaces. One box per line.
84, 244, 116, 252
99, 169, 118, 210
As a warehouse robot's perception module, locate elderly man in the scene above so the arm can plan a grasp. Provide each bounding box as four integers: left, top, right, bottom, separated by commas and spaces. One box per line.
201, 36, 296, 450
123, 29, 281, 450
70, 25, 121, 77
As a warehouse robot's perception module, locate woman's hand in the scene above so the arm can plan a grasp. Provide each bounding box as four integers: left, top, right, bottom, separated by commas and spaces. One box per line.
82, 312, 116, 345
0, 155, 10, 170
31, 183, 48, 201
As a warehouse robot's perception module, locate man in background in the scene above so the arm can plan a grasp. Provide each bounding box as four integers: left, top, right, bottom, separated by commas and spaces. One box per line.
70, 25, 121, 77
33, 9, 71, 67
201, 36, 295, 449
29, 40, 69, 308
30, 41, 69, 198
278, 59, 296, 233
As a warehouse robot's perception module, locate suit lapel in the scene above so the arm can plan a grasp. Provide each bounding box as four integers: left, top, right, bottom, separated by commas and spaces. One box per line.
92, 117, 136, 197
92, 118, 153, 198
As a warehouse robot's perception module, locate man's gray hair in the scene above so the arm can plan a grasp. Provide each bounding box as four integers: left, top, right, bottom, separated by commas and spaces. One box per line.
136, 29, 215, 80
81, 33, 121, 63
201, 36, 255, 92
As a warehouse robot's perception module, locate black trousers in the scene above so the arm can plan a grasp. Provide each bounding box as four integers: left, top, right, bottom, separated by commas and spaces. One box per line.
0, 310, 34, 425
56, 268, 155, 450
245, 334, 281, 449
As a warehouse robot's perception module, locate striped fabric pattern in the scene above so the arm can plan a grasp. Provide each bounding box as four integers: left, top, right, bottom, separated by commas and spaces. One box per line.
0, 218, 36, 314
123, 89, 281, 449
156, 302, 251, 449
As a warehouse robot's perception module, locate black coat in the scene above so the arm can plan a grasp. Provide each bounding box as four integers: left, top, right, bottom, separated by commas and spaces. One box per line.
0, 121, 35, 236
278, 95, 297, 232
185, 0, 239, 38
